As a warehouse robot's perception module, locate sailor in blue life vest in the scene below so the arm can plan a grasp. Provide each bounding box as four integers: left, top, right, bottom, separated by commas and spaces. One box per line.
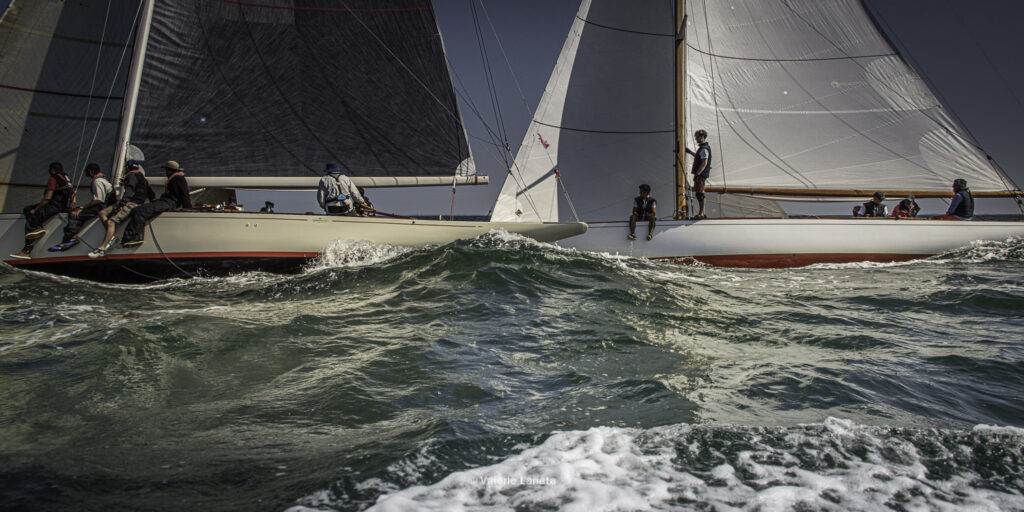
892, 194, 920, 219
50, 163, 115, 252
628, 184, 657, 241
939, 178, 974, 220
317, 162, 367, 215
685, 129, 712, 220
9, 162, 75, 260
853, 191, 888, 217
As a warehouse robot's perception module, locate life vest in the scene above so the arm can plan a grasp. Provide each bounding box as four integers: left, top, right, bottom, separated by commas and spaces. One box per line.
953, 189, 973, 218
860, 200, 886, 217
634, 196, 656, 218
51, 172, 74, 211
692, 142, 712, 179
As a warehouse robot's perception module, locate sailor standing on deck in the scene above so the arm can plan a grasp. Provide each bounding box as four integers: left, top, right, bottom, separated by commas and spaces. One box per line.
317, 162, 366, 216
685, 129, 712, 220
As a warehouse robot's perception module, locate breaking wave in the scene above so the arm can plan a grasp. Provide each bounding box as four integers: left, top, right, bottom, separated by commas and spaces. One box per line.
289, 418, 1024, 511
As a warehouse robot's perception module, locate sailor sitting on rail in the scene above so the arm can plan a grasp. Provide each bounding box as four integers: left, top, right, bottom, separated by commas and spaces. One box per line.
317, 162, 367, 216
939, 179, 974, 220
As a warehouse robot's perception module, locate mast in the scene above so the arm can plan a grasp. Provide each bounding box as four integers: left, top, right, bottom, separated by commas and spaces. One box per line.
112, 0, 155, 184
674, 0, 687, 219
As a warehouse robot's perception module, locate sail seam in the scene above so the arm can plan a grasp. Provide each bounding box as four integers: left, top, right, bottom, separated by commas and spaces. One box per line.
574, 16, 673, 38
0, 83, 124, 100
533, 120, 672, 135
686, 44, 897, 63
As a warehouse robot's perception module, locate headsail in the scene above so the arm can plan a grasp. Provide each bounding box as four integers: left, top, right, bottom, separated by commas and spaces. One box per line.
0, 1, 141, 212
130, 0, 475, 181
494, 0, 1015, 222
493, 0, 675, 222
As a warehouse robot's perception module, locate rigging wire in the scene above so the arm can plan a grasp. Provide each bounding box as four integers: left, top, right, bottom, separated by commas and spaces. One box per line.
864, 0, 1023, 194
72, 0, 113, 188
77, 1, 145, 186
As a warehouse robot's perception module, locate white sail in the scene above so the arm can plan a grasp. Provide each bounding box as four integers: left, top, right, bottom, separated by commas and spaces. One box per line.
492, 0, 675, 222
686, 0, 1010, 192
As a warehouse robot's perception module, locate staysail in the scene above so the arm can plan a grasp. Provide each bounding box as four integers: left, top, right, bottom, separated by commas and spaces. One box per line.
129, 0, 475, 181
493, 0, 1016, 222
0, 1, 141, 212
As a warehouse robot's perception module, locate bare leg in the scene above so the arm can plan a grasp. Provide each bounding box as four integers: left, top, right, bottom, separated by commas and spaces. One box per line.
647, 217, 656, 240
628, 214, 637, 236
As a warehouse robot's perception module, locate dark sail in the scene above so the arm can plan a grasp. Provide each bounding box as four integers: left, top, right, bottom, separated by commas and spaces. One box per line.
0, 1, 140, 212
130, 0, 474, 179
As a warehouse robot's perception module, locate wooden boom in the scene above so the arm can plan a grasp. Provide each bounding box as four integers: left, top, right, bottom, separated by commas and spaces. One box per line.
704, 186, 1023, 199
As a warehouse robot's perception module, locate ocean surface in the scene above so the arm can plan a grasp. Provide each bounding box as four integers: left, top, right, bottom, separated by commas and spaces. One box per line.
1, 231, 1023, 511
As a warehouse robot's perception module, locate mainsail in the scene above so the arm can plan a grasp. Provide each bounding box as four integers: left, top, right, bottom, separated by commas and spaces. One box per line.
0, 1, 141, 212
493, 0, 1016, 222
130, 0, 475, 180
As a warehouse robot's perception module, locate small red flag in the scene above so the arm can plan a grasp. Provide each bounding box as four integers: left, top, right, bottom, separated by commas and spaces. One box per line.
538, 133, 549, 149
554, 167, 562, 178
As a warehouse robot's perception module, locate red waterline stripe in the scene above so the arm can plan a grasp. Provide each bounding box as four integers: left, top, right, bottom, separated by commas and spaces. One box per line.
214, 1, 429, 12
654, 253, 930, 269
5, 251, 319, 265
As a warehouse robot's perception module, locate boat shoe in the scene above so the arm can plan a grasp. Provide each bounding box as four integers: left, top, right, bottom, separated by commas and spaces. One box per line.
48, 239, 79, 252
25, 228, 46, 239
8, 251, 31, 260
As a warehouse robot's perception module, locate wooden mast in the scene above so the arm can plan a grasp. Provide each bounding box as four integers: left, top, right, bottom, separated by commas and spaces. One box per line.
674, 0, 688, 219
112, 0, 155, 184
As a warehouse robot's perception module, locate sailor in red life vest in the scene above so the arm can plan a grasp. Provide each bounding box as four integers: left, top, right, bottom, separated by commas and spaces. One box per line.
892, 194, 920, 219
9, 162, 75, 260
120, 160, 191, 248
628, 184, 657, 241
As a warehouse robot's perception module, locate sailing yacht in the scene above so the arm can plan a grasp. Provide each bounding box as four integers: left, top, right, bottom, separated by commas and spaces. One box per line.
0, 1, 584, 282
490, 0, 1024, 267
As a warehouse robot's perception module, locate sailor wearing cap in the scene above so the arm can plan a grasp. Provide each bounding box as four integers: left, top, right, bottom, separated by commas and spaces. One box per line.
853, 191, 888, 217
316, 162, 366, 215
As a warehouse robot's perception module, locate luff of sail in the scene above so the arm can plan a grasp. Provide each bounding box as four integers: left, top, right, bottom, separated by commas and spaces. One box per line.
0, 1, 141, 212
129, 0, 477, 183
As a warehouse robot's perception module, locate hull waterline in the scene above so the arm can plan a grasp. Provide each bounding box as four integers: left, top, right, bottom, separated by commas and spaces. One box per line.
0, 212, 587, 282
557, 217, 1024, 268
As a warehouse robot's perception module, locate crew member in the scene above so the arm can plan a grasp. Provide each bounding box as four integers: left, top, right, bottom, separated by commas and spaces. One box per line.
853, 191, 888, 217
940, 178, 974, 220
317, 162, 366, 215
628, 184, 657, 241
9, 162, 74, 259
89, 160, 155, 258
685, 129, 712, 220
120, 160, 191, 248
50, 163, 114, 251
260, 201, 275, 213
892, 195, 920, 219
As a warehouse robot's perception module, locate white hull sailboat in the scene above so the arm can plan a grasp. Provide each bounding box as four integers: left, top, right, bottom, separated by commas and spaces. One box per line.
0, 212, 583, 282
489, 0, 1024, 267
0, 1, 585, 281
